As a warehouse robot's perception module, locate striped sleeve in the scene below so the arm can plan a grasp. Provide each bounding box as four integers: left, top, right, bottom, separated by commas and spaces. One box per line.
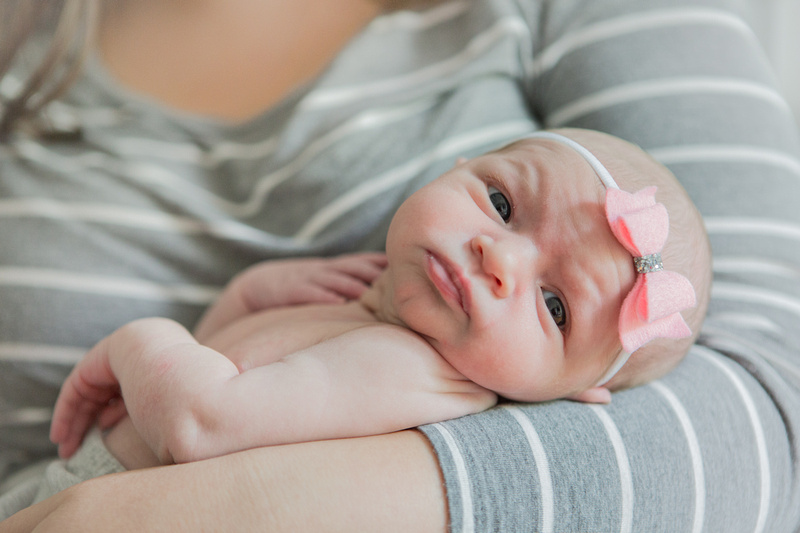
420, 0, 800, 531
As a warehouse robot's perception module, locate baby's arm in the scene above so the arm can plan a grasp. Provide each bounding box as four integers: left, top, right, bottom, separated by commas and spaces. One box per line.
174, 326, 497, 459
51, 318, 495, 464
194, 253, 386, 341
50, 318, 225, 461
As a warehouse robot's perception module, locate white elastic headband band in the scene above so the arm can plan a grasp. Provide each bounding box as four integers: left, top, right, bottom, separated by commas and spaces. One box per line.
524, 131, 630, 386
525, 131, 620, 190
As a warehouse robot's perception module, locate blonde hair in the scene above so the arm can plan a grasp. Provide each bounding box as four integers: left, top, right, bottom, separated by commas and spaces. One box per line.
0, 0, 100, 139
554, 128, 712, 390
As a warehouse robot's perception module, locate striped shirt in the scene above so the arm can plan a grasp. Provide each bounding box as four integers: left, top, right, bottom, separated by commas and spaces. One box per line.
1, 0, 799, 530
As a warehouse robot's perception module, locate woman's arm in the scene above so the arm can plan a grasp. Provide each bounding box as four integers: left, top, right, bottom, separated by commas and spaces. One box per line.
0, 430, 446, 533
419, 0, 800, 530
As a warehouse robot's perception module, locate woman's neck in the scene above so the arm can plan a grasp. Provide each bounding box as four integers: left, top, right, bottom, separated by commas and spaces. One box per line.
98, 0, 382, 121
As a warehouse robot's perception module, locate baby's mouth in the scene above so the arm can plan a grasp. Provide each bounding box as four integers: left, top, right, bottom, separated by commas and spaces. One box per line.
425, 252, 470, 316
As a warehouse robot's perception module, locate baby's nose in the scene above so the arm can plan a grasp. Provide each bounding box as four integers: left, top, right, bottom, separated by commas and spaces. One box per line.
471, 234, 532, 298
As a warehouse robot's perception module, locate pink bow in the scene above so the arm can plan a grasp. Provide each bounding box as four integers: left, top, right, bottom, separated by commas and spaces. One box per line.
605, 187, 696, 353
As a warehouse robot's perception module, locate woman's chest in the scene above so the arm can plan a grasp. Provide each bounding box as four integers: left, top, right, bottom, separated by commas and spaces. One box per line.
97, 0, 380, 121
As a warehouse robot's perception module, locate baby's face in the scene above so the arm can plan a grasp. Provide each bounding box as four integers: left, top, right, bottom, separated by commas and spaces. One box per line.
383, 138, 638, 402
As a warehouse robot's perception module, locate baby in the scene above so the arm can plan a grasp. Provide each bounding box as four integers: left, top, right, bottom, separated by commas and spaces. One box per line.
49, 128, 711, 473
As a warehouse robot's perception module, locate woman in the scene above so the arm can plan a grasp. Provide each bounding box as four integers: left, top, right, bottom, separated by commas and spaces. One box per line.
2, 0, 799, 530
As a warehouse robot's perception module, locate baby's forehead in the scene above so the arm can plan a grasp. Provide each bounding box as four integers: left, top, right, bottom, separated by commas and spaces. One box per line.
500, 137, 680, 217
497, 137, 599, 173
501, 135, 606, 154
495, 138, 610, 200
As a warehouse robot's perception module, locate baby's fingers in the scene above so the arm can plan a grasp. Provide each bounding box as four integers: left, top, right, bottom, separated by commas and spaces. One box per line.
331, 253, 388, 283
316, 272, 376, 300
51, 386, 119, 456
49, 381, 83, 444
52, 399, 103, 458
359, 252, 389, 268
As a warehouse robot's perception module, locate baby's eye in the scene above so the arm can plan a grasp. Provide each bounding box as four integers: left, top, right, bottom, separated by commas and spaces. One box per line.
543, 290, 567, 329
488, 186, 511, 222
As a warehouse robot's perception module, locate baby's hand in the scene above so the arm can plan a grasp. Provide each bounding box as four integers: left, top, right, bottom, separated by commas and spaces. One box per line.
50, 335, 126, 459
194, 252, 388, 340
238, 252, 388, 307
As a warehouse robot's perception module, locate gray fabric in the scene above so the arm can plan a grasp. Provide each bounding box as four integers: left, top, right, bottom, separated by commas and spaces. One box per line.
1, 0, 799, 530
0, 430, 124, 521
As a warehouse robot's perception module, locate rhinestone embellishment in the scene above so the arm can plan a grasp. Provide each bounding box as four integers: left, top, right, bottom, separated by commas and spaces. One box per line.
634, 253, 664, 274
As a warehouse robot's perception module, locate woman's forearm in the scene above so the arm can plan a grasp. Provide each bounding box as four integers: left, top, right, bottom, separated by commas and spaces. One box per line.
0, 430, 448, 533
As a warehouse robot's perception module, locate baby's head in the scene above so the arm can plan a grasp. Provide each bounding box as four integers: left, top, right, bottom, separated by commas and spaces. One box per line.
546, 129, 711, 393
381, 128, 711, 403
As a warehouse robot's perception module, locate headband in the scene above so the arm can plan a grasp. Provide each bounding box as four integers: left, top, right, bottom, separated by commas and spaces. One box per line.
524, 132, 696, 386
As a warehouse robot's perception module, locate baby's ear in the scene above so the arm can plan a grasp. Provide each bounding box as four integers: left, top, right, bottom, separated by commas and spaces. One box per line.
567, 387, 612, 404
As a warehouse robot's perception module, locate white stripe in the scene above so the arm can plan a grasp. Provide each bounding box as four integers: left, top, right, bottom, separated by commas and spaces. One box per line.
701, 326, 800, 384
503, 406, 553, 533
531, 7, 755, 77
713, 282, 800, 318
0, 198, 318, 248
704, 218, 800, 242
47, 99, 125, 128
300, 16, 531, 111
12, 99, 435, 217
548, 78, 789, 127
588, 405, 633, 533
368, 0, 469, 32
650, 145, 800, 178
232, 99, 439, 216
6, 106, 277, 167
0, 343, 86, 364
204, 137, 279, 164
706, 313, 784, 335
0, 74, 22, 96
694, 347, 770, 533
14, 99, 420, 170
0, 198, 212, 232
106, 99, 434, 168
428, 423, 474, 533
713, 257, 800, 279
650, 381, 705, 533
11, 139, 237, 210
0, 267, 221, 305
294, 120, 533, 242
101, 137, 207, 165
0, 407, 54, 426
